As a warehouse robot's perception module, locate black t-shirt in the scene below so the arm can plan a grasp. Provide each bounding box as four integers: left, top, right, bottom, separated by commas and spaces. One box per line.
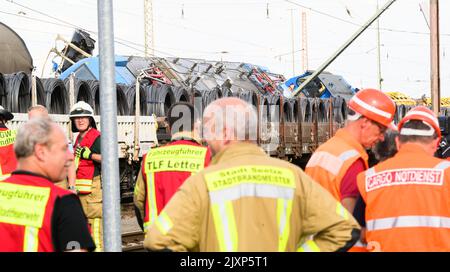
90, 137, 101, 177
52, 194, 96, 252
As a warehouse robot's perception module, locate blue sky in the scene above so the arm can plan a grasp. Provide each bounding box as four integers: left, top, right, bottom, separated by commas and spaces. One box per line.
2, 0, 449, 98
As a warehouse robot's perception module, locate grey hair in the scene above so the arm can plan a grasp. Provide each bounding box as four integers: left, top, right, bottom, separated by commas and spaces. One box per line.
203, 98, 258, 141
14, 117, 54, 159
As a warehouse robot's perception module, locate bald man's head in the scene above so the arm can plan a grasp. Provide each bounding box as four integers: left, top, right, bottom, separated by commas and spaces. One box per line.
28, 105, 49, 120
202, 97, 257, 154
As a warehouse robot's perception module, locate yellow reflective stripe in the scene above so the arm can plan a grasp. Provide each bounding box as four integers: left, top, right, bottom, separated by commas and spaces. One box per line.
75, 179, 93, 185
0, 174, 10, 181
205, 165, 296, 192
0, 129, 16, 147
145, 145, 207, 173
75, 179, 93, 193
23, 226, 39, 252
298, 240, 321, 252
0, 183, 50, 228
74, 155, 80, 171
336, 202, 349, 220
277, 198, 293, 252
93, 218, 102, 252
134, 177, 141, 196
144, 172, 158, 229
155, 211, 173, 235
143, 222, 150, 234
211, 201, 238, 252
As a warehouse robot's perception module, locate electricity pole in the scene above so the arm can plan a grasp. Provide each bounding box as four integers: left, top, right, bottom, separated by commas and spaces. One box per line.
302, 10, 308, 72
290, 9, 295, 76
376, 0, 382, 90
144, 0, 155, 57
430, 0, 440, 114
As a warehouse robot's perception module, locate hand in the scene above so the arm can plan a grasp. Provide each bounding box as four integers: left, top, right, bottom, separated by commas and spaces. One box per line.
76, 146, 92, 160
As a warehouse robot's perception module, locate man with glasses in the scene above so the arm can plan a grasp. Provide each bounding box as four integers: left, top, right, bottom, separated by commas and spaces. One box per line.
305, 89, 396, 214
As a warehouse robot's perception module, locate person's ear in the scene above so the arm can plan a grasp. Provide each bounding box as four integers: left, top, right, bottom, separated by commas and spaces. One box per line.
34, 143, 47, 162
395, 136, 401, 151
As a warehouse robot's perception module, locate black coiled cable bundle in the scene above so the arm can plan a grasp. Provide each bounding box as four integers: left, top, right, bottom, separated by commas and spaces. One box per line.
221, 86, 233, 97
332, 96, 347, 123
300, 98, 312, 122
5, 72, 30, 113
28, 76, 46, 106
116, 84, 130, 116
86, 80, 100, 114
238, 89, 258, 109
64, 78, 94, 109
172, 86, 190, 102
146, 83, 175, 116
125, 84, 147, 116
88, 81, 129, 116
42, 78, 69, 114
0, 73, 6, 108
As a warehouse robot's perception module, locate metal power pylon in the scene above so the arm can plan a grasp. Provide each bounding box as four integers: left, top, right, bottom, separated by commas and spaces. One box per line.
144, 0, 154, 57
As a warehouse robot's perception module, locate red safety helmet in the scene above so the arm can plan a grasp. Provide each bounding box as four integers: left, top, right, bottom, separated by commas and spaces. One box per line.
348, 88, 396, 127
398, 106, 441, 138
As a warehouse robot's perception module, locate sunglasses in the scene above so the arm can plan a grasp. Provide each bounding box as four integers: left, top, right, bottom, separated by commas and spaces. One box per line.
370, 120, 387, 134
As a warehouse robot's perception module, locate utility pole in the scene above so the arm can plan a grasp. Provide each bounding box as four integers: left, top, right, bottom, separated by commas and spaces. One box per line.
430, 0, 440, 114
301, 10, 308, 72
98, 0, 122, 251
144, 0, 155, 57
290, 9, 295, 76
376, 0, 382, 90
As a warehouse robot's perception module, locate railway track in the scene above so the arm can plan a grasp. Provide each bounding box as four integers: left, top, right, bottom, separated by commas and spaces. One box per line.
122, 230, 145, 252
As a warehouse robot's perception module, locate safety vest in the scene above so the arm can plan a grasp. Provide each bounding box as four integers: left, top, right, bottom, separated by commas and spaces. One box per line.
142, 141, 209, 231
202, 164, 296, 252
305, 129, 368, 200
0, 128, 17, 181
357, 143, 450, 252
74, 128, 100, 194
0, 172, 71, 252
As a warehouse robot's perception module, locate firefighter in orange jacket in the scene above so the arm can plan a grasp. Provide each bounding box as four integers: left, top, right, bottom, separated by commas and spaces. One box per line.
144, 98, 360, 252
69, 101, 103, 251
0, 118, 94, 252
356, 106, 450, 251
134, 102, 211, 232
0, 105, 17, 180
305, 89, 396, 213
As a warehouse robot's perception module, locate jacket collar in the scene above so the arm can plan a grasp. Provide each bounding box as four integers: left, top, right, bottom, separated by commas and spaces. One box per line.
171, 131, 202, 144
335, 128, 369, 161
397, 142, 431, 156
210, 142, 266, 165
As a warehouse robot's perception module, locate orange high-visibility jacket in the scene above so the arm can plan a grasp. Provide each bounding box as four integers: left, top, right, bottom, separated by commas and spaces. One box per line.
306, 129, 369, 200
357, 143, 450, 252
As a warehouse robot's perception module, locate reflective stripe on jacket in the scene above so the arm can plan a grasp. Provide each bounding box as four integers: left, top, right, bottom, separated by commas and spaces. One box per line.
306, 129, 368, 200
357, 143, 450, 252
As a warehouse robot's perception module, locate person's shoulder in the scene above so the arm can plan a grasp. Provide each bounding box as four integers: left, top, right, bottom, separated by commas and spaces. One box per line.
52, 184, 75, 198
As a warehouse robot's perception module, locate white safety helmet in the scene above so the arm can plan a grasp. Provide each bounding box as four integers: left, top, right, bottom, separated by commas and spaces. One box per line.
69, 101, 96, 132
